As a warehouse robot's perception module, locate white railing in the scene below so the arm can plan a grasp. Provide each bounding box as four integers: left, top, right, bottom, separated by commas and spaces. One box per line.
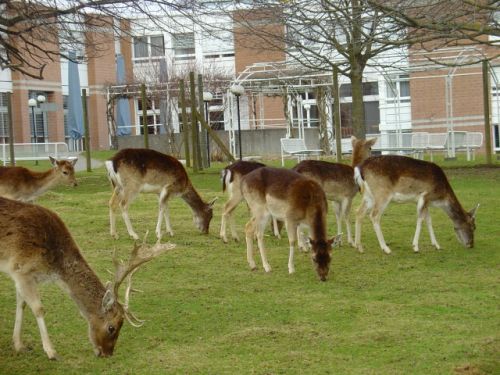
0, 143, 76, 165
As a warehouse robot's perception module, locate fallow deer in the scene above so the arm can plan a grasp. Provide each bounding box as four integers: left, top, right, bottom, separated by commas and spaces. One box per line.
220, 160, 281, 243
292, 137, 377, 248
0, 197, 175, 359
354, 152, 478, 254
106, 148, 216, 241
241, 167, 339, 281
0, 156, 78, 202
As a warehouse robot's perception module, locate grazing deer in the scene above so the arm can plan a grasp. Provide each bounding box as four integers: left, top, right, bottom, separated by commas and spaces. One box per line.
241, 167, 338, 281
106, 148, 216, 241
220, 160, 281, 243
0, 156, 78, 202
0, 197, 175, 359
354, 153, 479, 254
291, 137, 377, 248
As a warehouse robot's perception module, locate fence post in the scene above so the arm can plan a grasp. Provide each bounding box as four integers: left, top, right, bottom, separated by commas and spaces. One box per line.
333, 66, 342, 162
81, 89, 91, 172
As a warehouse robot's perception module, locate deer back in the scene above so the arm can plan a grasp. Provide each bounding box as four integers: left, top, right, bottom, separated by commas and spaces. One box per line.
292, 160, 358, 201
109, 148, 189, 194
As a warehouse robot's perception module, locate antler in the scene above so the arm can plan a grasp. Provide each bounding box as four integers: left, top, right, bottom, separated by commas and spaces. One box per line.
111, 234, 175, 326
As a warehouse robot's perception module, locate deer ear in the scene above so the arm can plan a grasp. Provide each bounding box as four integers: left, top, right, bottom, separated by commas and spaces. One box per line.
367, 137, 378, 147
49, 156, 56, 166
469, 203, 479, 219
101, 288, 115, 312
330, 234, 342, 248
71, 157, 78, 166
351, 136, 358, 146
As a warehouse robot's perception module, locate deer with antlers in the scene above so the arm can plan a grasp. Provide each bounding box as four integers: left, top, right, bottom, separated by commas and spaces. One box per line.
0, 156, 77, 202
0, 197, 174, 359
353, 141, 479, 254
106, 148, 216, 241
292, 136, 376, 248
220, 160, 281, 243
241, 167, 339, 281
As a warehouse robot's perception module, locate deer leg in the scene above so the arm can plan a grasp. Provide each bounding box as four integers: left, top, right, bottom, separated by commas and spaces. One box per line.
245, 218, 257, 270
425, 210, 441, 250
355, 198, 369, 253
253, 212, 272, 272
412, 197, 427, 252
15, 278, 57, 360
297, 224, 310, 252
342, 197, 354, 247
157, 189, 173, 239
13, 291, 27, 352
285, 220, 298, 274
119, 191, 139, 241
369, 199, 392, 254
332, 201, 343, 246
272, 217, 281, 239
220, 194, 242, 243
109, 189, 120, 239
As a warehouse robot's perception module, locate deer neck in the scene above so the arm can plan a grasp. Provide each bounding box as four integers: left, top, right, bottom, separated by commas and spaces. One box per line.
181, 183, 207, 214
309, 210, 327, 241
31, 169, 60, 195
441, 195, 468, 227
58, 250, 107, 319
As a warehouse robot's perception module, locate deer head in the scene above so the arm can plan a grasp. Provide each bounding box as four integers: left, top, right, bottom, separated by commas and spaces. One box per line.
91, 239, 175, 357
49, 156, 78, 187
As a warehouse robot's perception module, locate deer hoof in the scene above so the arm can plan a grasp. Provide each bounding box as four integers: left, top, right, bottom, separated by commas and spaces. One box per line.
383, 247, 392, 254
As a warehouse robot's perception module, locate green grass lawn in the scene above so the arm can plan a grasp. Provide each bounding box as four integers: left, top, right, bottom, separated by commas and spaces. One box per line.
0, 156, 499, 374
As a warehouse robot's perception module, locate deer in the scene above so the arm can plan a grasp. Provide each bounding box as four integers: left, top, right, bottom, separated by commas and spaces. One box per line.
0, 156, 78, 202
106, 148, 216, 241
292, 136, 377, 248
241, 167, 340, 281
353, 144, 479, 254
0, 197, 175, 359
220, 160, 281, 243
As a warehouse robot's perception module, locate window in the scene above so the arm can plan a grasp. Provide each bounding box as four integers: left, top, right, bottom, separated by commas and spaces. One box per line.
340, 82, 379, 98
0, 93, 9, 143
137, 98, 161, 134
386, 75, 410, 101
133, 35, 165, 63
172, 33, 195, 60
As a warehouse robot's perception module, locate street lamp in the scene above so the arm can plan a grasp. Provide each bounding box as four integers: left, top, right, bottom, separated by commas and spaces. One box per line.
203, 91, 213, 167
230, 84, 244, 160
28, 95, 46, 143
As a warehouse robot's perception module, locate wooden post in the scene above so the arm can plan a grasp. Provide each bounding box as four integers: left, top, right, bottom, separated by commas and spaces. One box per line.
6, 92, 15, 165
179, 80, 191, 168
197, 74, 209, 168
189, 73, 200, 171
482, 60, 493, 165
81, 89, 91, 172
333, 66, 342, 162
141, 83, 149, 149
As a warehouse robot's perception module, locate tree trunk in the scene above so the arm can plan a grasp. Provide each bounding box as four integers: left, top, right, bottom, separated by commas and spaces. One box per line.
350, 68, 365, 139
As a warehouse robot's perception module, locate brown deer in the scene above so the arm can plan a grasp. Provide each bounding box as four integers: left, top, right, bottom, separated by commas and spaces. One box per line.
220, 160, 281, 243
241, 167, 339, 281
106, 148, 216, 241
291, 136, 377, 248
0, 156, 78, 202
354, 152, 479, 254
0, 197, 175, 359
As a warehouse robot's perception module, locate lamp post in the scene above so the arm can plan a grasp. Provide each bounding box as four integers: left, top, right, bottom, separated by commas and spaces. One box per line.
28, 98, 38, 143
230, 84, 244, 160
203, 91, 213, 167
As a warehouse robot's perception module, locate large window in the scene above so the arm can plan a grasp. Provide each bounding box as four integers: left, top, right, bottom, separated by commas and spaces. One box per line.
137, 98, 161, 134
133, 35, 165, 63
172, 33, 195, 61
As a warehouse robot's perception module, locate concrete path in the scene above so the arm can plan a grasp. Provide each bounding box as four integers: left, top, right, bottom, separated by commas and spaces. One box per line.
73, 157, 104, 172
